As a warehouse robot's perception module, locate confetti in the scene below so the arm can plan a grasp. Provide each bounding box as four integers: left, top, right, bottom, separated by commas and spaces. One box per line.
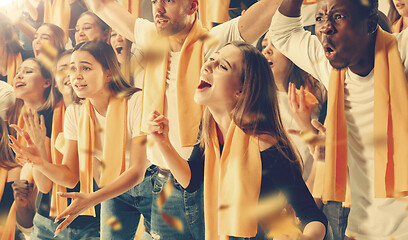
37, 54, 55, 74
219, 205, 230, 211
161, 212, 183, 232
105, 216, 122, 231
361, 0, 369, 7
40, 42, 58, 61
157, 180, 174, 210
295, 88, 319, 108
299, 131, 325, 146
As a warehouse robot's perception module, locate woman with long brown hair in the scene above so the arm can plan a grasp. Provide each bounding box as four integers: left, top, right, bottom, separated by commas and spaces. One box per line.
147, 41, 327, 240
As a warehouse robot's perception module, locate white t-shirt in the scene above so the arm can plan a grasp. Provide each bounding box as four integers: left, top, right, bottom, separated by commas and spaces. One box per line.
270, 10, 408, 240
133, 17, 244, 168
0, 81, 15, 120
301, 4, 317, 27
64, 92, 143, 170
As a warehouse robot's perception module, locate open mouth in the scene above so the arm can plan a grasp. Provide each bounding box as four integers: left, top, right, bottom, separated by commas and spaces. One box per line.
14, 82, 26, 89
268, 61, 273, 67
197, 78, 212, 90
396, 3, 405, 9
116, 47, 123, 54
74, 83, 87, 89
156, 18, 169, 25
64, 80, 71, 87
324, 44, 336, 60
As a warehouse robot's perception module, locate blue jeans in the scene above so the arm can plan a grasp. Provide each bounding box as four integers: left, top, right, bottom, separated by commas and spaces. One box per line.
100, 165, 156, 240
31, 213, 99, 240
150, 168, 205, 240
322, 201, 350, 240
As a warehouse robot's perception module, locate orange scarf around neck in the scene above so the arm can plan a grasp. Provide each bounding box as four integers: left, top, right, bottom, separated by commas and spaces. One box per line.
198, 0, 230, 28
140, 15, 206, 147
6, 53, 22, 86
49, 101, 66, 217
323, 28, 408, 202
78, 96, 127, 216
204, 120, 262, 239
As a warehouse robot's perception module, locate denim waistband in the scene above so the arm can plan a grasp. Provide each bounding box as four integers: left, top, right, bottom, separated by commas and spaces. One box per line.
145, 164, 158, 177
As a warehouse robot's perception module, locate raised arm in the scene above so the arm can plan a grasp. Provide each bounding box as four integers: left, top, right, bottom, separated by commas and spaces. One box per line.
278, 0, 303, 17
238, 0, 283, 43
87, 0, 136, 42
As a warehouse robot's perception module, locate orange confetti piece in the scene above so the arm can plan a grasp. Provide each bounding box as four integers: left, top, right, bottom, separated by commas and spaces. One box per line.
161, 212, 183, 232
219, 205, 230, 211
299, 131, 325, 146
361, 0, 369, 6
295, 88, 319, 108
105, 216, 122, 231
157, 179, 174, 210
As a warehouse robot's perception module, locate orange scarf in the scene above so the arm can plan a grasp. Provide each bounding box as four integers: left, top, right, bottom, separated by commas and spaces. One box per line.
323, 28, 408, 202
43, 0, 70, 39
78, 96, 127, 216
198, 0, 230, 28
204, 120, 262, 239
49, 101, 66, 217
140, 15, 206, 147
392, 18, 403, 33
6, 53, 22, 86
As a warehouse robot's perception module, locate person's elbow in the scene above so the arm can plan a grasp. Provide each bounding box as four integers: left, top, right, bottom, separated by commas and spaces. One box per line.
37, 182, 52, 194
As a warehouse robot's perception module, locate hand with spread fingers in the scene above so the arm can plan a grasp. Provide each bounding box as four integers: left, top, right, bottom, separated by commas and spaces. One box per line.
8, 129, 46, 167
53, 192, 95, 237
146, 110, 170, 144
288, 83, 317, 134
22, 108, 47, 151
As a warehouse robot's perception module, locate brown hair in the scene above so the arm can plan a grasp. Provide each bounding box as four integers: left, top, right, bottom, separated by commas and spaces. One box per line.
0, 117, 17, 170
77, 11, 111, 42
200, 41, 300, 166
37, 23, 66, 54
7, 58, 61, 135
73, 41, 140, 99
388, 0, 401, 24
